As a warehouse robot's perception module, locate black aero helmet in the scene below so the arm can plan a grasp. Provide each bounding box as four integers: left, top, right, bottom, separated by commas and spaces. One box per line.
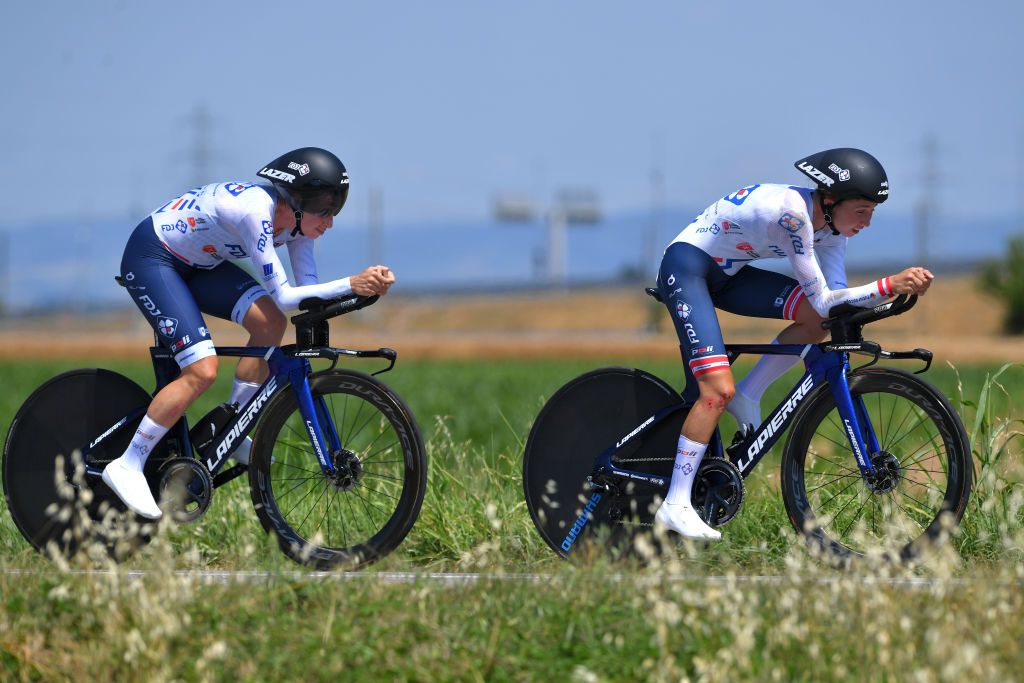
794, 148, 889, 204
258, 147, 349, 216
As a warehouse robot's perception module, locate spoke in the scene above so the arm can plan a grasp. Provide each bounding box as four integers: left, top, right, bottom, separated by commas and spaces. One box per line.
363, 438, 401, 464
349, 483, 397, 519
814, 474, 864, 515
883, 410, 933, 454
275, 473, 321, 502
296, 482, 330, 531
355, 481, 403, 505
275, 459, 321, 476
282, 478, 323, 519
814, 430, 856, 456
805, 471, 861, 494
362, 470, 403, 484
839, 491, 871, 539
805, 449, 860, 474
882, 400, 916, 451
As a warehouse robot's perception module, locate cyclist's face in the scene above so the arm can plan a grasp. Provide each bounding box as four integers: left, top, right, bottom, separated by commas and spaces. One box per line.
831, 199, 877, 237
298, 211, 334, 239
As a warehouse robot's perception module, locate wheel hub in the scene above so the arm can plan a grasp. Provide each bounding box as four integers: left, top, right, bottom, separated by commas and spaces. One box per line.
328, 448, 364, 491
865, 451, 901, 494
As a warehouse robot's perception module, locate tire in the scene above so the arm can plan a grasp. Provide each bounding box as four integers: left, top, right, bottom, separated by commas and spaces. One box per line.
780, 367, 972, 565
523, 367, 687, 558
2, 369, 168, 560
248, 369, 427, 570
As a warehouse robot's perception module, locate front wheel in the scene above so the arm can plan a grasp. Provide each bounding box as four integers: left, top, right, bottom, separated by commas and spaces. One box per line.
780, 367, 972, 565
248, 369, 427, 570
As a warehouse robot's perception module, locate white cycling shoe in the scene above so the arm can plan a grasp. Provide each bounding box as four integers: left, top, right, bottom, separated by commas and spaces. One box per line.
101, 457, 163, 520
654, 501, 721, 541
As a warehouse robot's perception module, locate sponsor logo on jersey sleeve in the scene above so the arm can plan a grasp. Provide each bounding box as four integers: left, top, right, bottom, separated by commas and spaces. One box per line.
676, 301, 691, 320
263, 264, 274, 279
175, 219, 187, 233
778, 213, 804, 233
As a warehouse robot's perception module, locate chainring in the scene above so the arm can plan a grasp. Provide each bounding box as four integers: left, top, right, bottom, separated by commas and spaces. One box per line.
691, 457, 745, 527
158, 457, 214, 523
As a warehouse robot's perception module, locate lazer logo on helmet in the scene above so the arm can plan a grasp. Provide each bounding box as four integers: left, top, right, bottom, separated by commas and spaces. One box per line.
259, 167, 296, 183
797, 162, 834, 187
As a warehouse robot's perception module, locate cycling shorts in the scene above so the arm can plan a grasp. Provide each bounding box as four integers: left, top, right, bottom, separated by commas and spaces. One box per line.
119, 218, 269, 369
658, 242, 806, 401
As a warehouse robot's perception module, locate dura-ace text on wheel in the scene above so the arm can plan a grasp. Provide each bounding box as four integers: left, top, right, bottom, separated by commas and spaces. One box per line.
780, 367, 972, 564
249, 369, 427, 569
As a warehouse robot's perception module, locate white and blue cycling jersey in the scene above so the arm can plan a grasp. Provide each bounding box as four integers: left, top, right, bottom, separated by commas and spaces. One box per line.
670, 183, 892, 318
658, 183, 893, 399
150, 181, 353, 308
120, 181, 353, 368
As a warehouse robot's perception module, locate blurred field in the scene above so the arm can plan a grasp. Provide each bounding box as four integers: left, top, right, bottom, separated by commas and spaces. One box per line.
0, 274, 1017, 362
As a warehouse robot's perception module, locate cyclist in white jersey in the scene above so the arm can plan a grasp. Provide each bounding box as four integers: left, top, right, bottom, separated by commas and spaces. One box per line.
653, 148, 933, 540
105, 147, 395, 519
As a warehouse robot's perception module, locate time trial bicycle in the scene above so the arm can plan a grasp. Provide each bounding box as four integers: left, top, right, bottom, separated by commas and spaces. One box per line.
3, 287, 427, 569
523, 290, 972, 565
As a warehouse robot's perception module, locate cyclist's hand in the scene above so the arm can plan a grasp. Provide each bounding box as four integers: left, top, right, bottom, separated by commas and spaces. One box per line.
890, 267, 933, 295
351, 265, 395, 296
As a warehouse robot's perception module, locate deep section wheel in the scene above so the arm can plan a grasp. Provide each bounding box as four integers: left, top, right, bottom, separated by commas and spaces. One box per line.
523, 367, 687, 558
3, 369, 168, 560
249, 370, 427, 569
781, 367, 972, 564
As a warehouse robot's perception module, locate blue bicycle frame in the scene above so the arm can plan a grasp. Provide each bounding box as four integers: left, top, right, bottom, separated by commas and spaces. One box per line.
79, 345, 347, 481
592, 343, 880, 491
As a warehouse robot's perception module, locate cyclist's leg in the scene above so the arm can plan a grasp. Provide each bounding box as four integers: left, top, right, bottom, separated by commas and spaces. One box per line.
188, 264, 283, 465
713, 267, 824, 429
110, 221, 220, 517
654, 243, 732, 539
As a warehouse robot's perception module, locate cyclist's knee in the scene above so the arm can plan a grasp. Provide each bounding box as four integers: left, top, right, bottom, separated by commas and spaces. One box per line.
182, 356, 218, 394
696, 371, 735, 413
243, 296, 287, 343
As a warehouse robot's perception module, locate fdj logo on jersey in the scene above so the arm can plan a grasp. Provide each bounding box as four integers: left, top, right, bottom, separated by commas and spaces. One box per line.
723, 184, 760, 206
778, 213, 803, 233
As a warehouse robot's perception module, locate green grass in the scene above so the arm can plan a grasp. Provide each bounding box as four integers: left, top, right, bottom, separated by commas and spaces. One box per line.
2, 356, 1024, 680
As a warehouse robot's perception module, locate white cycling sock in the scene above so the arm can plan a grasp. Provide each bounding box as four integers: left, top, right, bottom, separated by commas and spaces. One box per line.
665, 435, 706, 506
102, 414, 169, 519
121, 415, 169, 471
656, 434, 721, 540
228, 378, 261, 465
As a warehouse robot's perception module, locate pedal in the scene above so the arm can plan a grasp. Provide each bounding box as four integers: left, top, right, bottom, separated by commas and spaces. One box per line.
725, 424, 753, 459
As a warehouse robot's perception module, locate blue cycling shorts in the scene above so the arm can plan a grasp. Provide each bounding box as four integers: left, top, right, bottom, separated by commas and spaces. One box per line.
120, 218, 268, 368
658, 242, 806, 401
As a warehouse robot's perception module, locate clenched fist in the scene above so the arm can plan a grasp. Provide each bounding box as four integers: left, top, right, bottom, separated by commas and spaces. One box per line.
889, 267, 933, 295
351, 265, 395, 296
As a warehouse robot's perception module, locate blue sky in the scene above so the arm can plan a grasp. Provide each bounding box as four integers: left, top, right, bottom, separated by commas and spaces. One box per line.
2, 1, 1023, 308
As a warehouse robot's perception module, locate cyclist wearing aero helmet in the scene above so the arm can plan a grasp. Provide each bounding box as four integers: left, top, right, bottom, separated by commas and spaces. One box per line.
107, 147, 395, 519
654, 148, 933, 540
